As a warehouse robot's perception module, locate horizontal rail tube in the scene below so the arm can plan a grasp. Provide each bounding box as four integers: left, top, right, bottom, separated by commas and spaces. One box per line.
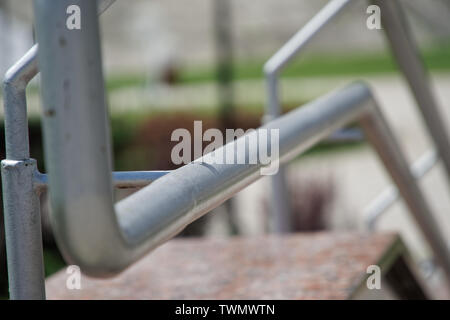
33, 171, 170, 192
117, 83, 373, 247
326, 128, 363, 143
264, 0, 352, 76
111, 171, 170, 189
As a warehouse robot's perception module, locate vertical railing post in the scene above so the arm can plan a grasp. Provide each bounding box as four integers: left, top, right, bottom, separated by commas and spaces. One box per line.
264, 72, 293, 232
1, 45, 45, 299
263, 0, 352, 232
373, 0, 450, 187
1, 160, 45, 299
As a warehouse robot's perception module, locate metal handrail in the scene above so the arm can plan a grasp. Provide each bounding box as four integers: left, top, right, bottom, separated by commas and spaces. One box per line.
362, 0, 450, 229
32, 1, 450, 292
263, 0, 450, 234
34, 170, 170, 193
3, 0, 115, 161
264, 0, 351, 120
263, 0, 352, 232
1, 0, 124, 300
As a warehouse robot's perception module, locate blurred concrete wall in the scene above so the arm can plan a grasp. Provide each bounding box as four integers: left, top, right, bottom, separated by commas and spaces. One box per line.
99, 0, 450, 73
1, 0, 449, 75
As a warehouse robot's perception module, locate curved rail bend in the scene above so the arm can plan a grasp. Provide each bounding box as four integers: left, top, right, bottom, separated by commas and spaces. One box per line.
33, 0, 450, 288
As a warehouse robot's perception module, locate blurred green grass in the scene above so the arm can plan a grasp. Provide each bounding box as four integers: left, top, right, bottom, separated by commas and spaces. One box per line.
105, 44, 450, 91
43, 249, 65, 277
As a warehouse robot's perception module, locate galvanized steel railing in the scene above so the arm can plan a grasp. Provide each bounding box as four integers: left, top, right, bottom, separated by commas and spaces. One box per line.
0, 0, 168, 300
2, 0, 450, 300
264, 0, 450, 232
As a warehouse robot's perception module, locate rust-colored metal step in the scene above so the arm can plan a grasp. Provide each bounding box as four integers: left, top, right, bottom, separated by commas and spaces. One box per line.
45, 232, 425, 299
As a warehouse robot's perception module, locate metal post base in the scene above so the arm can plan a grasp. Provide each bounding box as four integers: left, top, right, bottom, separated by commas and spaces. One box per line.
1, 159, 45, 299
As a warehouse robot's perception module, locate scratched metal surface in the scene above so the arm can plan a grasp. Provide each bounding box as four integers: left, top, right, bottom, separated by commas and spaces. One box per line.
46, 232, 398, 299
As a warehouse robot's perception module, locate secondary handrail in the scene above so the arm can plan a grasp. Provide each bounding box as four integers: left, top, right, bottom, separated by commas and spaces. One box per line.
264, 0, 351, 119
263, 0, 352, 232
263, 0, 450, 233
3, 0, 115, 160
362, 0, 450, 230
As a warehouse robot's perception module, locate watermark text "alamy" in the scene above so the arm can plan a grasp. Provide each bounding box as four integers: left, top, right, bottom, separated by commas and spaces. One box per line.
171, 121, 280, 175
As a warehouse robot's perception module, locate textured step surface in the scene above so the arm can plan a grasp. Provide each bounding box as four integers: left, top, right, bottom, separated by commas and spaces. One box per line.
45, 232, 416, 299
